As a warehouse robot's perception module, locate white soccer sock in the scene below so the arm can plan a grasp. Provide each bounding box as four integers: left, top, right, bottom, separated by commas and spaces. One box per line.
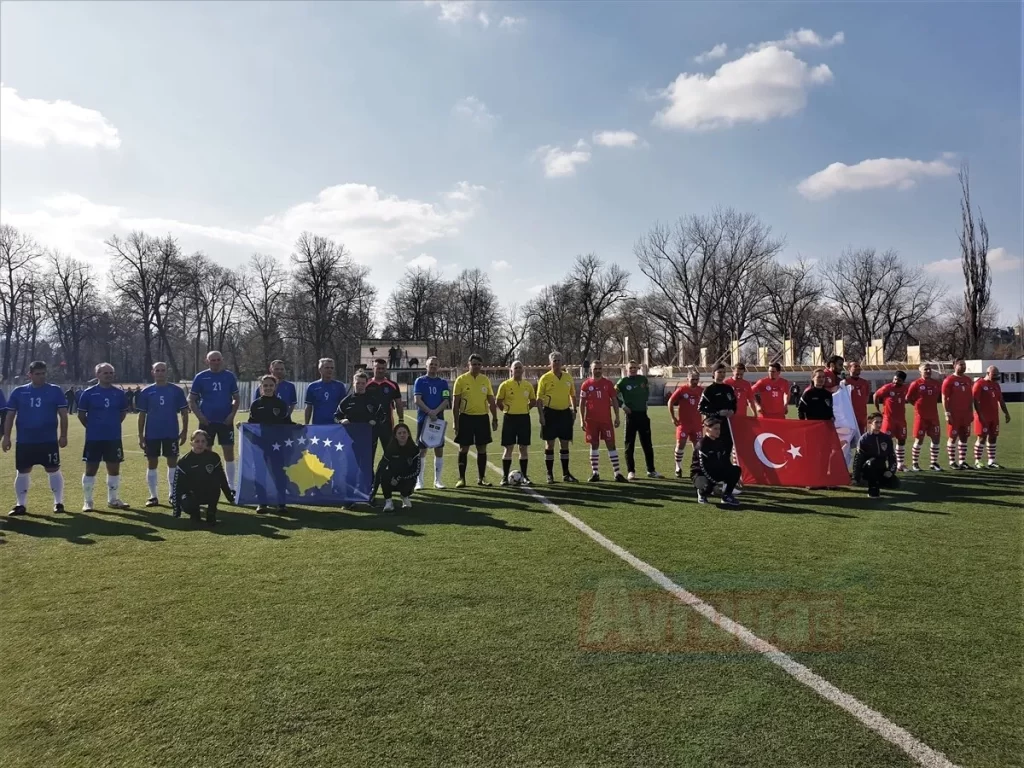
48, 471, 64, 504
82, 475, 96, 507
929, 443, 940, 466
911, 440, 922, 466
590, 448, 600, 474
418, 460, 426, 486
609, 449, 621, 474
107, 475, 121, 503
146, 469, 158, 498
225, 461, 236, 491
434, 456, 444, 484
946, 440, 957, 465
958, 440, 968, 464
167, 467, 176, 499
15, 473, 30, 506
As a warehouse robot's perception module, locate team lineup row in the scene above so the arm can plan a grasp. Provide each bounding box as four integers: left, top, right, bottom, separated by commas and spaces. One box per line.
0, 350, 1012, 518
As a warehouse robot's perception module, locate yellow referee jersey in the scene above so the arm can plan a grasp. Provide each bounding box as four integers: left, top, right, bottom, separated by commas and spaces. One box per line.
537, 370, 575, 411
453, 372, 494, 416
496, 378, 535, 415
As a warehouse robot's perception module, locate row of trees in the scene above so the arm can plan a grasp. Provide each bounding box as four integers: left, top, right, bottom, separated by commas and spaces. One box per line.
0, 167, 1015, 382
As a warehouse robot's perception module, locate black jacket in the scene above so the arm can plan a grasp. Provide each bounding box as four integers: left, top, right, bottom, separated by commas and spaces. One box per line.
798, 387, 834, 421
690, 434, 734, 481
173, 450, 233, 513
336, 391, 388, 426
698, 382, 736, 418
853, 432, 897, 480
248, 396, 293, 425
375, 441, 421, 484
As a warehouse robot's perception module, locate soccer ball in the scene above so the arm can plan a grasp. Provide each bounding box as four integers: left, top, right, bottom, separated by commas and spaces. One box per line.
508, 470, 523, 485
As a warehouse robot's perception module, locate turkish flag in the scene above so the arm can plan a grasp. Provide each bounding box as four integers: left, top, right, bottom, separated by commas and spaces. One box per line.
731, 416, 850, 487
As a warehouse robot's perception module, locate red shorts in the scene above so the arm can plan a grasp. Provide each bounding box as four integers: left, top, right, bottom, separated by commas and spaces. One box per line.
883, 420, 907, 442
974, 416, 1000, 439
675, 424, 701, 444
584, 421, 615, 445
913, 417, 940, 440
946, 419, 971, 440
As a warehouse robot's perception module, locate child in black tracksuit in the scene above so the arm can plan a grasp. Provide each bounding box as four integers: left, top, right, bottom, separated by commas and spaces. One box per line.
375, 423, 421, 512
690, 417, 741, 507
854, 413, 900, 498
248, 376, 294, 513
173, 430, 234, 524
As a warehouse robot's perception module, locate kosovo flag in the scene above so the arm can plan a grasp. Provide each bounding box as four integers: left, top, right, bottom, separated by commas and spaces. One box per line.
236, 423, 374, 506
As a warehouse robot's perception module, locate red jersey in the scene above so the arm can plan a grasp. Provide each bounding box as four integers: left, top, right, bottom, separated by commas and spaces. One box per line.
822, 369, 840, 390
906, 377, 941, 421
941, 374, 974, 418
724, 377, 755, 416
579, 377, 617, 423
972, 378, 1003, 421
846, 376, 871, 421
668, 384, 703, 429
751, 377, 789, 418
874, 382, 907, 424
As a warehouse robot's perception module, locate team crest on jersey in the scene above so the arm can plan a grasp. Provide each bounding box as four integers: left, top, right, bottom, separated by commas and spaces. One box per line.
205, 463, 216, 474
982, 386, 989, 391
481, 385, 487, 393
626, 385, 632, 390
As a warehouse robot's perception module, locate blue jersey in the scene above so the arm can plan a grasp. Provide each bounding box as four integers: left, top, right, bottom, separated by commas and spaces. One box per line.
252, 379, 297, 409
413, 376, 451, 424
79, 385, 128, 441
190, 369, 239, 423
304, 379, 347, 424
7, 383, 67, 444
138, 383, 189, 439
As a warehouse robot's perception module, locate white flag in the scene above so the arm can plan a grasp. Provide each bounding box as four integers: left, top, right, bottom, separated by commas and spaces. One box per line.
832, 383, 861, 467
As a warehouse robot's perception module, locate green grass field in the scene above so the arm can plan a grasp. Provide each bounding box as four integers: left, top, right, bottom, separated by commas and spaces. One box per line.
2, 405, 1022, 768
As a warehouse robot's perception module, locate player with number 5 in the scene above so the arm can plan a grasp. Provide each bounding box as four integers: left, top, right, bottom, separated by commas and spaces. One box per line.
137, 361, 190, 507
2, 360, 69, 517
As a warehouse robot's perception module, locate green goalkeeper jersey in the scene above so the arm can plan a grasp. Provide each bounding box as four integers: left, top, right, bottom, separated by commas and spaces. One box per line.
616, 375, 649, 412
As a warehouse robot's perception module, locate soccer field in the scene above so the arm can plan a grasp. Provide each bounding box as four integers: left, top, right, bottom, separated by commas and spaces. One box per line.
2, 405, 1021, 768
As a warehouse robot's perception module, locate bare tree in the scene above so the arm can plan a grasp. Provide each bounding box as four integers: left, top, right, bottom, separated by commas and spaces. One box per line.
236, 253, 288, 367
499, 303, 529, 365
40, 251, 100, 381
822, 247, 944, 360
958, 164, 992, 358
384, 267, 445, 342
565, 253, 630, 363
0, 224, 40, 379
756, 259, 824, 361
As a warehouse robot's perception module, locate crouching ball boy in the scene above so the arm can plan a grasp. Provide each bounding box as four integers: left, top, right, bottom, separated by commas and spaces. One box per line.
853, 413, 900, 498
173, 430, 235, 525
690, 417, 740, 508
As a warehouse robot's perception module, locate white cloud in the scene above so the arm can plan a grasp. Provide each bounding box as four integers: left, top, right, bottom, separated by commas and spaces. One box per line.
593, 130, 639, 148
924, 247, 1023, 275
0, 83, 121, 149
1, 182, 483, 268
528, 284, 545, 294
499, 15, 526, 29
447, 181, 487, 202
654, 47, 833, 132
694, 43, 728, 64
535, 140, 591, 178
491, 259, 510, 271
407, 253, 439, 269
751, 29, 844, 51
423, 0, 475, 22
478, 10, 490, 27
797, 157, 956, 200
453, 96, 496, 126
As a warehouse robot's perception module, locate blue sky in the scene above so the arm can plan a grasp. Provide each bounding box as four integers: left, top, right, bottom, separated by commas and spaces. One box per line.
1, 0, 1021, 322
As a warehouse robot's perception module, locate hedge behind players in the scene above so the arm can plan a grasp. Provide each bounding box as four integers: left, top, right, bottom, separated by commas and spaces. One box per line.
78, 363, 129, 511
2, 360, 69, 517
452, 354, 498, 488
413, 356, 450, 490
189, 350, 241, 492
137, 361, 189, 507
496, 360, 536, 486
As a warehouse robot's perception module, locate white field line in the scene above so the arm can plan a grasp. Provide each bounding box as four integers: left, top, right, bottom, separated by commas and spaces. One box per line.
448, 438, 961, 768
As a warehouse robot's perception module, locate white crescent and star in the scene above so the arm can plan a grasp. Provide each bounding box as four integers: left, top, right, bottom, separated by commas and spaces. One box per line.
753, 433, 802, 469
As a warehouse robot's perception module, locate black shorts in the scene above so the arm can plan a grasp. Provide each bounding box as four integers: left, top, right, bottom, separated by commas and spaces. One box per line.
456, 414, 492, 447
201, 423, 235, 446
144, 438, 180, 459
83, 439, 124, 464
15, 442, 61, 472
541, 408, 574, 442
501, 414, 532, 446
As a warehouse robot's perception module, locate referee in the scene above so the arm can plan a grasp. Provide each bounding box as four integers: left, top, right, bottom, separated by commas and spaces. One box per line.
537, 351, 579, 483
496, 360, 536, 485
452, 354, 499, 488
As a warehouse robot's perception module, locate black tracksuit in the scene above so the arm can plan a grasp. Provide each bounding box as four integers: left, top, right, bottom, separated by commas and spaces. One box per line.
248, 395, 293, 425
690, 434, 741, 496
336, 392, 389, 427
853, 433, 900, 493
698, 382, 737, 450
173, 450, 233, 522
798, 387, 834, 421
375, 442, 421, 500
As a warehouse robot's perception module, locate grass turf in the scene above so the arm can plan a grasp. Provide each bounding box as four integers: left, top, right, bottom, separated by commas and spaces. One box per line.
1, 405, 1021, 767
